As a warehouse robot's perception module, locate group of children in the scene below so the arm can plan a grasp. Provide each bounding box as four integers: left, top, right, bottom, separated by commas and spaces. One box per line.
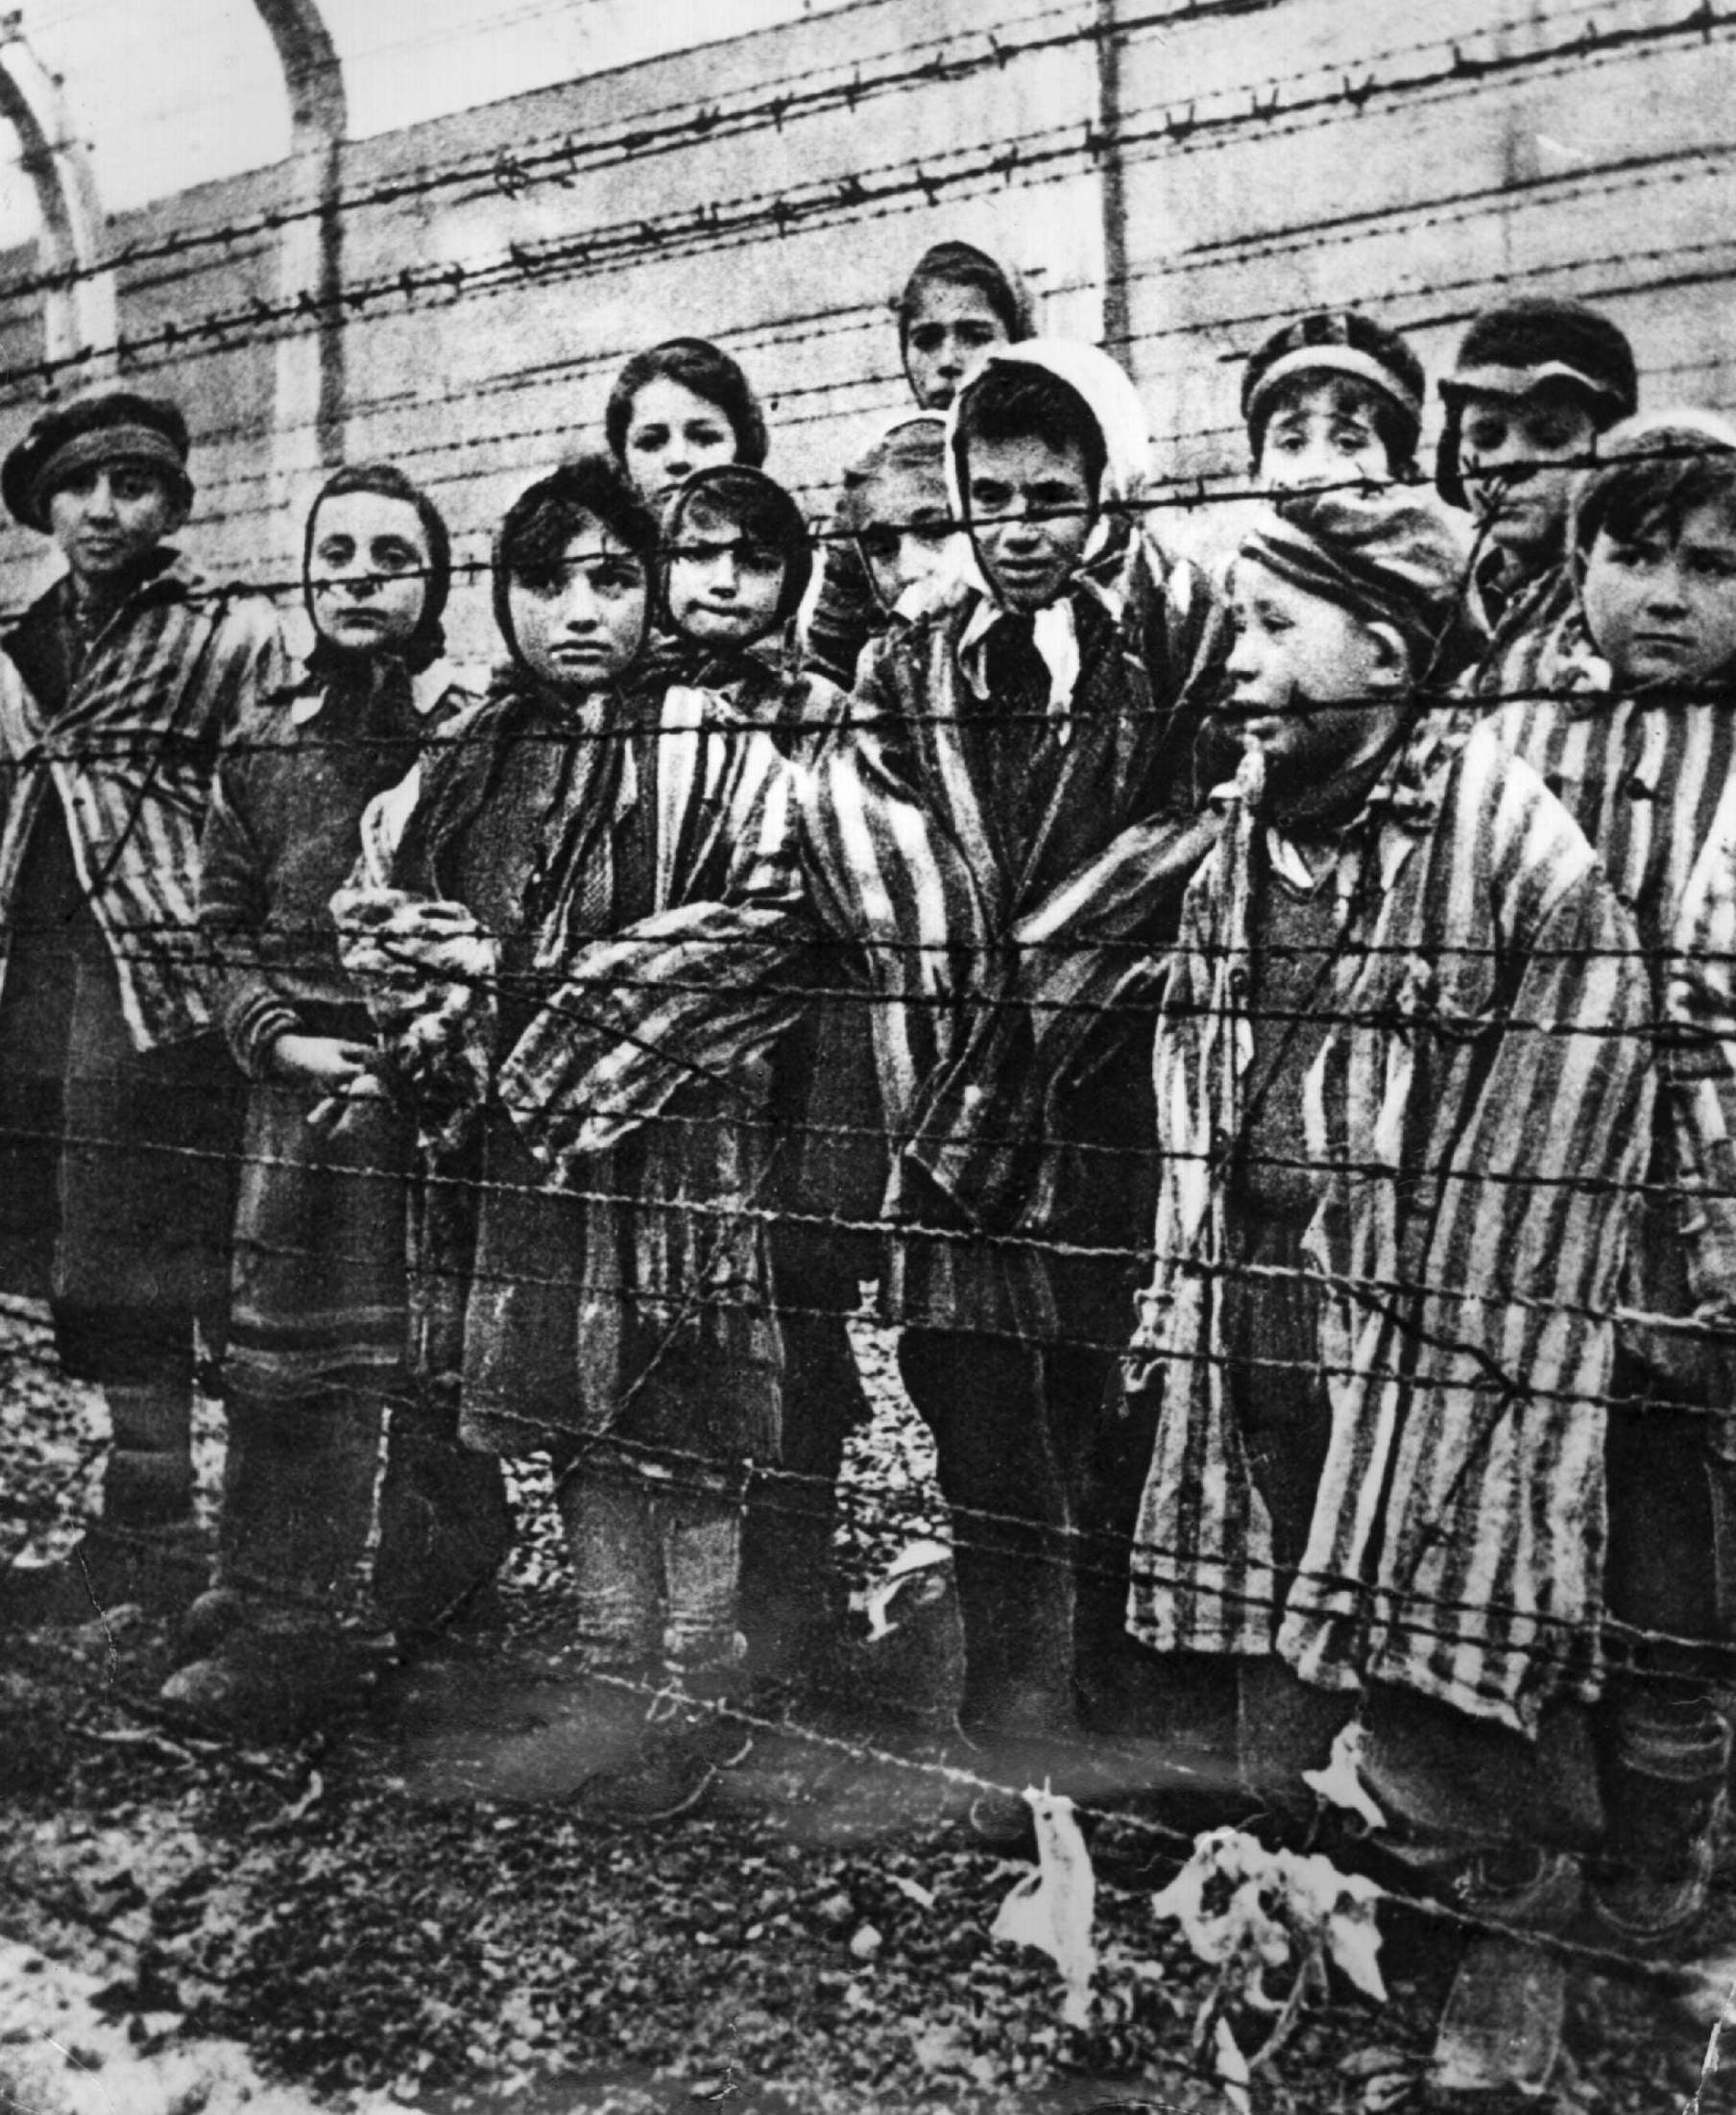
5, 235, 1736, 2082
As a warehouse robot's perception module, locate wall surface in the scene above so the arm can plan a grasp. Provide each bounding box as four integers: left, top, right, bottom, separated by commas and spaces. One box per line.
0, 0, 1728, 657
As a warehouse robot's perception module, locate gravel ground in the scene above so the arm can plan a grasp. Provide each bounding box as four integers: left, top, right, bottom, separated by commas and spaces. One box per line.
0, 1301, 1727, 2115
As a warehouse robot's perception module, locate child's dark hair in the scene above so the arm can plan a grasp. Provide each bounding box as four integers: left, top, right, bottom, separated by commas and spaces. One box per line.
664, 465, 813, 633
952, 364, 1107, 510
1241, 309, 1425, 478
1257, 373, 1418, 481
1572, 419, 1736, 557
604, 338, 769, 469
493, 454, 658, 655
895, 241, 1035, 350
304, 461, 452, 673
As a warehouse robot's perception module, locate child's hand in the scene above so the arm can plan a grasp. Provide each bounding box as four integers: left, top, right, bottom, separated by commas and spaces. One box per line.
269, 1033, 374, 1092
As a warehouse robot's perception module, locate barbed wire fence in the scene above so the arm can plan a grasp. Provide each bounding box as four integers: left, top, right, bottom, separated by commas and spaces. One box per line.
2, 0, 1736, 2102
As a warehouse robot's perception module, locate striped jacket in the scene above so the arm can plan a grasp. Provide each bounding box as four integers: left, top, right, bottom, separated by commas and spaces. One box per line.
1126, 714, 1652, 1734
811, 571, 1214, 1334
1460, 553, 1581, 707
509, 567, 1217, 1339
0, 557, 288, 1048
1485, 651, 1736, 1384
340, 676, 807, 1448
1664, 774, 1736, 1368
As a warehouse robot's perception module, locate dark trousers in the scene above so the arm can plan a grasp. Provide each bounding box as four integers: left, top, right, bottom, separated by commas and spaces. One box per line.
897, 1326, 1075, 1734
737, 1230, 870, 1679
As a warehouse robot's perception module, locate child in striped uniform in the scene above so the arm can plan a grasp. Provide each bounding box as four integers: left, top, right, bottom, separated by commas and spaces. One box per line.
1436, 297, 1637, 703
0, 393, 286, 1620
657, 463, 873, 1694
1485, 411, 1736, 1955
1125, 488, 1651, 2088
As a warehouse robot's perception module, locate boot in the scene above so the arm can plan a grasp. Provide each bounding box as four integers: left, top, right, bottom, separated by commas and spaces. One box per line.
12, 1381, 204, 1622
373, 1404, 513, 1642
159, 1393, 380, 1738
1588, 1688, 1731, 1955
1426, 1846, 1582, 2097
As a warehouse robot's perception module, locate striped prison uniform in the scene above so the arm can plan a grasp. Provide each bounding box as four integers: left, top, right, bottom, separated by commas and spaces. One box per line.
1459, 551, 1581, 709
0, 554, 289, 1048
343, 673, 808, 1461
1484, 650, 1736, 1386
0, 553, 286, 1391
1126, 712, 1652, 1737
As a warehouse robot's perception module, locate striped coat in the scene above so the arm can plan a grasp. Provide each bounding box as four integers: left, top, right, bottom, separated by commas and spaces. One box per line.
340, 676, 808, 1451
1664, 775, 1736, 1361
1461, 555, 1581, 708
1126, 714, 1652, 1735
0, 557, 288, 1048
510, 569, 1217, 1340
1484, 650, 1736, 1384
814, 573, 1212, 1336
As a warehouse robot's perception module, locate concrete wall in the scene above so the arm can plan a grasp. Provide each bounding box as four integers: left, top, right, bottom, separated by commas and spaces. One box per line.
0, 0, 1730, 655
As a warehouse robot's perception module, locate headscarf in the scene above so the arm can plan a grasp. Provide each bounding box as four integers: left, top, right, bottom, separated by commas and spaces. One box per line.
1240, 487, 1470, 672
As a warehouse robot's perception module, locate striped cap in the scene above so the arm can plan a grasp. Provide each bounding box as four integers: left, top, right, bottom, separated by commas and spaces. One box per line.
1241, 489, 1468, 662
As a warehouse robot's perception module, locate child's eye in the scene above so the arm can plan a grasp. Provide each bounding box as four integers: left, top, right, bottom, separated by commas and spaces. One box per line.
858, 529, 898, 563
631, 427, 669, 451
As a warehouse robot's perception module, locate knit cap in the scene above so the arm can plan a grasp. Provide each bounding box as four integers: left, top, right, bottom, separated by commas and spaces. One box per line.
1435, 298, 1638, 511
3, 391, 193, 531
1441, 297, 1638, 419
1242, 310, 1426, 465
1240, 488, 1470, 668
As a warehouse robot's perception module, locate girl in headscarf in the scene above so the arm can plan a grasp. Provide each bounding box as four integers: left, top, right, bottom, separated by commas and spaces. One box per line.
164, 463, 508, 1734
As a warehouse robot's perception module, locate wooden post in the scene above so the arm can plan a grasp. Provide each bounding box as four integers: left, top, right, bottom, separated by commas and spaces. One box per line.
1094, 0, 1130, 359
0, 12, 116, 386
252, 0, 347, 503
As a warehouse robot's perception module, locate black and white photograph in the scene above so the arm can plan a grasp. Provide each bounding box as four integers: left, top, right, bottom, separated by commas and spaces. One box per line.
0, 2, 1733, 2107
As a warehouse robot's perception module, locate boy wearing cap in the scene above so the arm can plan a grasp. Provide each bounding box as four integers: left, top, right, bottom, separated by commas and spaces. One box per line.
0, 392, 286, 1616
1242, 308, 1426, 493
1124, 489, 1651, 2086
1436, 295, 1639, 699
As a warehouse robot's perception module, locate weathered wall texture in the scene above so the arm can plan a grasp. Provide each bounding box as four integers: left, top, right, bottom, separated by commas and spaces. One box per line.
0, 0, 1728, 656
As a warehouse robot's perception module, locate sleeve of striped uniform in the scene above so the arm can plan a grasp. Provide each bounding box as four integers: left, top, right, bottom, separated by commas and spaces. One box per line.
496, 747, 822, 1174
905, 808, 1220, 1226
1666, 779, 1736, 1341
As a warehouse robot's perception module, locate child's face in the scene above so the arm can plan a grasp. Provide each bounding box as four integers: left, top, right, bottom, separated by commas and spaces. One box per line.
508, 514, 649, 692
1580, 495, 1736, 689
964, 432, 1095, 613
47, 461, 181, 589
309, 491, 431, 656
856, 467, 959, 611
665, 500, 787, 646
1458, 386, 1599, 563
904, 283, 1008, 411
1226, 558, 1407, 795
1257, 376, 1394, 492
623, 377, 737, 511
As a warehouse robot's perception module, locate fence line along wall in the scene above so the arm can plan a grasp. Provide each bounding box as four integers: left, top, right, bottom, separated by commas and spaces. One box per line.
0, 0, 1729, 652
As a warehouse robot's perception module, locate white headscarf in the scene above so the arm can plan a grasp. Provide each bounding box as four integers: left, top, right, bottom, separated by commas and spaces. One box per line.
943, 340, 1151, 723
